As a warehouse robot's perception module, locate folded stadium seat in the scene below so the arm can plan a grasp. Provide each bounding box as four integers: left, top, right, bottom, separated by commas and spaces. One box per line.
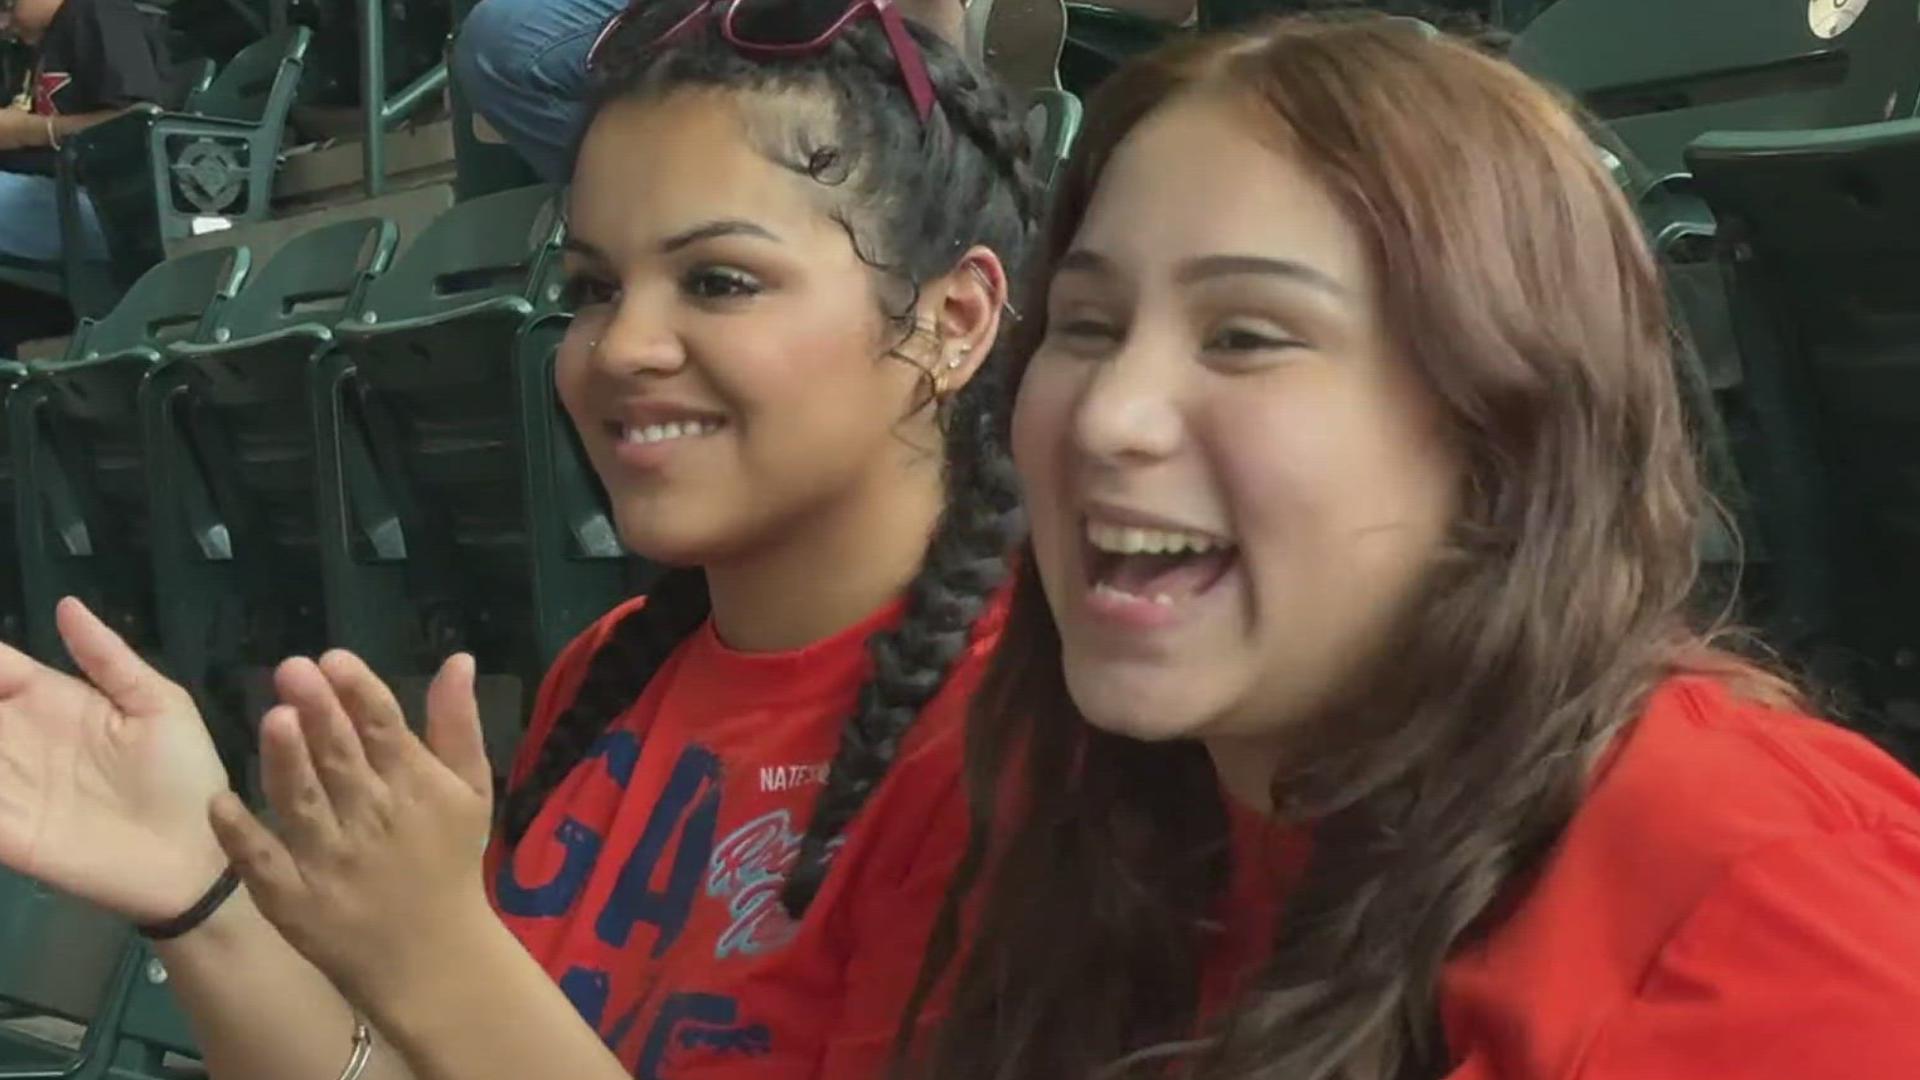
63, 27, 310, 310
7, 246, 249, 729
1060, 3, 1181, 94
325, 185, 651, 773
1025, 87, 1085, 191
152, 217, 399, 771
1688, 118, 1920, 760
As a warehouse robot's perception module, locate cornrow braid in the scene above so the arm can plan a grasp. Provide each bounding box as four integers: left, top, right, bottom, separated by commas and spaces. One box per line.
505, 0, 1038, 919
502, 568, 711, 846
782, 360, 1027, 913
833, 23, 1043, 227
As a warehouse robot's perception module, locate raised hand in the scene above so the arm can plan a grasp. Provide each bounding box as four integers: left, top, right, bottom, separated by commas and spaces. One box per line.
208, 649, 496, 1015
0, 598, 231, 923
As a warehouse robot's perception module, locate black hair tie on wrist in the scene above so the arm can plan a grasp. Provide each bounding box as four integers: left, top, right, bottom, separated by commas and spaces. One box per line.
138, 867, 242, 941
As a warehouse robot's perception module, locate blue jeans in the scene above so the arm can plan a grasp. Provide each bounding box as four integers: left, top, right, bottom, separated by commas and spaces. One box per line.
0, 170, 107, 264
453, 0, 624, 182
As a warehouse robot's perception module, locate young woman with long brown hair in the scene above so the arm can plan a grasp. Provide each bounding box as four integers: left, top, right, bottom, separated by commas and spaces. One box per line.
911, 14, 1920, 1080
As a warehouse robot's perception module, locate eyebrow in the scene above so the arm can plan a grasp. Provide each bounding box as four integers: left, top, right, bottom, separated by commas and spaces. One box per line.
1056, 248, 1349, 297
561, 218, 784, 262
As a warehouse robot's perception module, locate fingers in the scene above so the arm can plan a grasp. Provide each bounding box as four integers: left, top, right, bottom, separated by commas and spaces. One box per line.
273, 658, 381, 821
317, 651, 413, 775
425, 653, 491, 799
56, 597, 180, 717
208, 790, 306, 910
256, 705, 341, 854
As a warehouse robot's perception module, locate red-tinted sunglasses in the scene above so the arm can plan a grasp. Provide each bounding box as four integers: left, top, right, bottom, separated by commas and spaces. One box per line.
587, 0, 938, 124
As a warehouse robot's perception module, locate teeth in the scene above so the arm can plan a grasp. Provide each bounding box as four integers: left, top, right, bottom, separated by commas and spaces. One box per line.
1093, 581, 1180, 606
621, 419, 721, 445
1086, 519, 1229, 556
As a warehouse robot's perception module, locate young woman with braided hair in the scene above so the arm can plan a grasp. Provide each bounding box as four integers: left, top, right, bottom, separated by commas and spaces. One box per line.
0, 2, 1033, 1077
911, 14, 1920, 1080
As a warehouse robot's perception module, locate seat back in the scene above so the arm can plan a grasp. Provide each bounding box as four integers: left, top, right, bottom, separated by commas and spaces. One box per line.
978, 0, 1066, 102
1514, 0, 1920, 193
1025, 87, 1084, 191
189, 26, 313, 125
174, 55, 219, 110
143, 220, 397, 778
63, 246, 251, 363
328, 186, 641, 759
353, 184, 565, 327
1061, 3, 1179, 95
1688, 118, 1920, 722
215, 218, 399, 343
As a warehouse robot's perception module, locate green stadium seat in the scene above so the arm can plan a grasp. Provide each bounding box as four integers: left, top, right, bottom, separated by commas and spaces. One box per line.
323, 185, 646, 768
1061, 3, 1181, 95
975, 0, 1068, 102
101, 944, 199, 1080
1687, 118, 1920, 736
67, 27, 312, 287
0, 868, 139, 1079
0, 29, 305, 322
1025, 87, 1084, 191
1513, 0, 1920, 197
8, 247, 249, 721
150, 218, 398, 775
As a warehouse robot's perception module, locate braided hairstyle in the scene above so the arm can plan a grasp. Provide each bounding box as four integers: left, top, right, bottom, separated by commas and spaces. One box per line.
501, 0, 1038, 920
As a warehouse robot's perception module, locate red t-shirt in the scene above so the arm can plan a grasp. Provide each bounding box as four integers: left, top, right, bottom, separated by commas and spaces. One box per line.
1220, 676, 1920, 1078
484, 594, 1001, 1078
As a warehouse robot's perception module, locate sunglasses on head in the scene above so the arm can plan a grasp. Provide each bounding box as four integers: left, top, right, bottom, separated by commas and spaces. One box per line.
586, 0, 938, 124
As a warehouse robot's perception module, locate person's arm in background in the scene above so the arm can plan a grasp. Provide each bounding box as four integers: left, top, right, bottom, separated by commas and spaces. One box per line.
0, 106, 126, 149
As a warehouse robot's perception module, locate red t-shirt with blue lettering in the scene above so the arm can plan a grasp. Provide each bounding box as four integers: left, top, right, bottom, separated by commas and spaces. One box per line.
1215, 676, 1920, 1077
484, 594, 1000, 1078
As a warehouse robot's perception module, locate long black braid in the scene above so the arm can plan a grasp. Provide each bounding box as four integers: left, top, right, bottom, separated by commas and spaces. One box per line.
502, 0, 1039, 922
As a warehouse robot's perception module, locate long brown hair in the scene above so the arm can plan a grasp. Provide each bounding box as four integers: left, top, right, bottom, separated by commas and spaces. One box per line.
908, 14, 1791, 1080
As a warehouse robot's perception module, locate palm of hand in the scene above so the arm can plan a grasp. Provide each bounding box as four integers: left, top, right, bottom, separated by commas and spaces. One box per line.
0, 606, 229, 923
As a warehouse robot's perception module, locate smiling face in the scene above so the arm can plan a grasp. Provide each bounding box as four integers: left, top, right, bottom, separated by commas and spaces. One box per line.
557, 90, 953, 569
1013, 92, 1463, 746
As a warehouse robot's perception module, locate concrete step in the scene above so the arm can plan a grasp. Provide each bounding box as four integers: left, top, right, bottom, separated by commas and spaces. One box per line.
275, 117, 459, 211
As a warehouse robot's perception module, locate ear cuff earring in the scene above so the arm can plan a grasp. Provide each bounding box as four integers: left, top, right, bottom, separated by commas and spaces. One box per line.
933, 346, 970, 398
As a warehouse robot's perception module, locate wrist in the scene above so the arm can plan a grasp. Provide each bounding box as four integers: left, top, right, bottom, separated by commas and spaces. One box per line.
150, 881, 268, 965
357, 896, 509, 1041
138, 866, 241, 942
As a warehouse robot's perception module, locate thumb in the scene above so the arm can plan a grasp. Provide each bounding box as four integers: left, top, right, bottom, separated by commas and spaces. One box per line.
425, 654, 490, 799
57, 597, 181, 718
